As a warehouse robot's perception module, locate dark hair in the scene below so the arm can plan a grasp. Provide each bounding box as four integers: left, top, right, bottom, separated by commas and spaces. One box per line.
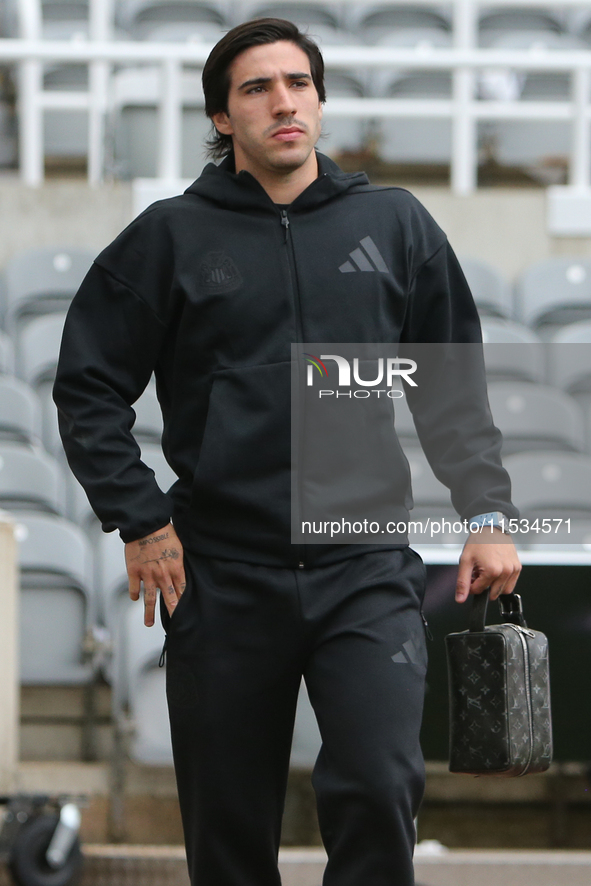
202, 18, 326, 159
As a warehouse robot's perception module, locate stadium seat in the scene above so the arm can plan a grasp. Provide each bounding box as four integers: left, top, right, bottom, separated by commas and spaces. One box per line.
516, 258, 591, 331
478, 7, 564, 48
321, 69, 368, 157
503, 451, 591, 521
0, 330, 15, 375
372, 65, 452, 164
40, 0, 90, 40
17, 312, 68, 453
0, 376, 43, 444
108, 65, 210, 178
245, 2, 340, 31
487, 381, 585, 454
351, 4, 451, 45
17, 311, 67, 386
13, 511, 95, 684
5, 247, 94, 335
117, 0, 228, 40
481, 319, 545, 383
457, 255, 512, 319
133, 385, 164, 445
95, 527, 128, 631
0, 442, 65, 514
548, 322, 591, 394
115, 598, 171, 764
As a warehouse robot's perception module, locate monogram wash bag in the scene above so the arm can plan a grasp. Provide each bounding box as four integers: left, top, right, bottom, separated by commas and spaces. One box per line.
445, 590, 553, 776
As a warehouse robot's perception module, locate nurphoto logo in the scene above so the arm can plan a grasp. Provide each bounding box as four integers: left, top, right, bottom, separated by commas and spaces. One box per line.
303, 353, 417, 399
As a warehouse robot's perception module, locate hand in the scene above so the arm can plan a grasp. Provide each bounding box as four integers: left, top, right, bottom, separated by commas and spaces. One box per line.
455, 527, 521, 603
125, 523, 186, 626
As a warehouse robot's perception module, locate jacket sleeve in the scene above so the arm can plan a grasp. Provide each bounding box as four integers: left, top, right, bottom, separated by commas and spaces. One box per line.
53, 261, 173, 542
399, 239, 519, 521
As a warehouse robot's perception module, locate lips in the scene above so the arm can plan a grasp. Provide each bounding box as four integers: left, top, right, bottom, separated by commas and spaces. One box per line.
272, 127, 304, 142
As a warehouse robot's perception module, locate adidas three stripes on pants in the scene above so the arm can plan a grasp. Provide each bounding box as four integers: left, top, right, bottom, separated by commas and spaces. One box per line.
160, 546, 428, 886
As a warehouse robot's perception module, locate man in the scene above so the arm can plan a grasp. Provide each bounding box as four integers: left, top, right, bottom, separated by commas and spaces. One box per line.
53, 18, 521, 886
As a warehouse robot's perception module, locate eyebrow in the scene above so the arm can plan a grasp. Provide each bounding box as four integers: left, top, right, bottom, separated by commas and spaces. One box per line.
237, 72, 312, 91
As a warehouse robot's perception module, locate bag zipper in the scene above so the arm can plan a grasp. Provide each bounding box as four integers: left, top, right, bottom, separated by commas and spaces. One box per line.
504, 624, 535, 775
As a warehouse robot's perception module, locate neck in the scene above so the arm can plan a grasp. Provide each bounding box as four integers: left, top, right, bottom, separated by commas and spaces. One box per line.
233, 150, 319, 204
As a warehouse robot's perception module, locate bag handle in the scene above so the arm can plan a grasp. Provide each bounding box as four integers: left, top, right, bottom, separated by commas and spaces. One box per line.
469, 589, 528, 632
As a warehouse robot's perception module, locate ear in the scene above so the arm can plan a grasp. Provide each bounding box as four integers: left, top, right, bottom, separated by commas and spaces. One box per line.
212, 111, 233, 136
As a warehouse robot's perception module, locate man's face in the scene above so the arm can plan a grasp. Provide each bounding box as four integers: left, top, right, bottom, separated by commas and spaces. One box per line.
212, 40, 323, 178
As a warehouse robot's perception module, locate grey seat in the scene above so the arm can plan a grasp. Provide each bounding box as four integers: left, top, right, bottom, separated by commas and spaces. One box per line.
548, 322, 591, 396
503, 451, 591, 521
372, 64, 452, 164
478, 8, 564, 48
17, 312, 68, 453
0, 442, 65, 514
5, 247, 94, 335
108, 65, 210, 179
481, 319, 545, 383
0, 329, 15, 375
457, 256, 512, 319
247, 3, 340, 30
488, 381, 585, 454
0, 376, 43, 444
111, 598, 171, 764
18, 312, 67, 386
133, 385, 163, 445
516, 258, 591, 332
13, 512, 95, 684
352, 4, 451, 45
118, 0, 228, 40
322, 69, 369, 157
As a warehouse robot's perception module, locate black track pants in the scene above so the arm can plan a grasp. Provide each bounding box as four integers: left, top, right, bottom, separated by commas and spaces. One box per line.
160, 547, 428, 886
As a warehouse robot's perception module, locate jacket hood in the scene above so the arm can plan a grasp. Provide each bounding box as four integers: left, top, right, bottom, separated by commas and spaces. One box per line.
184, 150, 369, 212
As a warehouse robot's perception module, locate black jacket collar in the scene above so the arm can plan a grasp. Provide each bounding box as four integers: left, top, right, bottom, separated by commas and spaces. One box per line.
184, 150, 369, 212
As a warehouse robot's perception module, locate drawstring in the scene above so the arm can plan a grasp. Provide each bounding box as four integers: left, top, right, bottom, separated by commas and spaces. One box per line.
158, 634, 168, 668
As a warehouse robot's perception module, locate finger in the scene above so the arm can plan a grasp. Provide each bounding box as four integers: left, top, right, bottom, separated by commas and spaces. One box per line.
170, 563, 187, 602
455, 557, 474, 603
128, 572, 141, 602
161, 579, 179, 617
143, 582, 158, 627
488, 576, 506, 600
501, 564, 521, 596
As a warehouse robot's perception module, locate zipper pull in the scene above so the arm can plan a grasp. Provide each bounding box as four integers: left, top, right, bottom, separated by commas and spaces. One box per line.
505, 623, 535, 638
421, 610, 433, 641
281, 209, 289, 243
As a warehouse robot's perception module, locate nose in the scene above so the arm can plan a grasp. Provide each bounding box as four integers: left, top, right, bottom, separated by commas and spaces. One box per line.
271, 81, 297, 118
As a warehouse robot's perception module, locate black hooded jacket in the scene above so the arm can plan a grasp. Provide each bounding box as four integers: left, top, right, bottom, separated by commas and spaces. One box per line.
53, 152, 517, 567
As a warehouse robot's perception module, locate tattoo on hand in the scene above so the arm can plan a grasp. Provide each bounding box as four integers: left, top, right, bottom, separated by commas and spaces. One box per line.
161, 548, 180, 561
139, 532, 169, 547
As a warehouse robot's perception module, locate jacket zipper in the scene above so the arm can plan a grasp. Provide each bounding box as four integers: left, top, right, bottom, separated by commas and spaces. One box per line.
281, 209, 306, 567
505, 624, 535, 775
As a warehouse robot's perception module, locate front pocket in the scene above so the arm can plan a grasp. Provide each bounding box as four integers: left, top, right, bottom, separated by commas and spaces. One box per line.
189, 362, 292, 546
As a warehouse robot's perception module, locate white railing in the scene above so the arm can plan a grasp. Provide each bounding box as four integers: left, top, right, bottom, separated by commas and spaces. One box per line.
1, 0, 591, 193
